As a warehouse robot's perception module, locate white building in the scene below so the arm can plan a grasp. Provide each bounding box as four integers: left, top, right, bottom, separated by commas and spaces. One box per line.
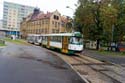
0, 20, 5, 38
0, 20, 3, 29
3, 1, 35, 32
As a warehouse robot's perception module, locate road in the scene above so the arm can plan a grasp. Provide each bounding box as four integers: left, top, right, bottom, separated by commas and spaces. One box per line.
0, 42, 84, 83
82, 50, 125, 65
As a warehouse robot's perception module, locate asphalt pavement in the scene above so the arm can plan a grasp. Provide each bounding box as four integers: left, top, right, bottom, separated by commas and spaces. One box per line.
0, 42, 84, 83
82, 49, 125, 64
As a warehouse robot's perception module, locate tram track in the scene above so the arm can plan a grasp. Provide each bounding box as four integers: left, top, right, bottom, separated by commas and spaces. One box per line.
29, 44, 124, 83
46, 49, 124, 83
74, 53, 123, 83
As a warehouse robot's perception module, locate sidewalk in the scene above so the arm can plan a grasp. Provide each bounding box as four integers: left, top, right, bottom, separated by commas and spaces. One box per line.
81, 49, 125, 64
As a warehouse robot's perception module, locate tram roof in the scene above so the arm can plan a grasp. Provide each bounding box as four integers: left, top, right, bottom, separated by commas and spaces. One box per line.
41, 32, 82, 37
27, 32, 82, 37
27, 34, 41, 36
42, 33, 73, 36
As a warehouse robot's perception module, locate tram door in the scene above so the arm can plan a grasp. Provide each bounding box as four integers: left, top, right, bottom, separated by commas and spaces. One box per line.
62, 36, 68, 53
47, 36, 50, 48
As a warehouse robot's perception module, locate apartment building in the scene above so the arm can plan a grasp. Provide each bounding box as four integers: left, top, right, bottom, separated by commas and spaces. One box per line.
3, 1, 35, 35
0, 20, 3, 29
20, 8, 69, 38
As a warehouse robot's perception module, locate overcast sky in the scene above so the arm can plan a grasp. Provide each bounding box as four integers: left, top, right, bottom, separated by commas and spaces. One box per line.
0, 0, 78, 19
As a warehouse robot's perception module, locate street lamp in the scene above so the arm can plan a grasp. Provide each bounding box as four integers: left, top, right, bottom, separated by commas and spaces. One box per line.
8, 27, 12, 36
15, 29, 17, 38
66, 6, 75, 13
66, 6, 75, 32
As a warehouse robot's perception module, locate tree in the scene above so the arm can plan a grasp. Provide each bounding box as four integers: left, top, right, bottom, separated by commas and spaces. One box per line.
74, 0, 125, 50
114, 0, 125, 42
75, 0, 104, 50
66, 16, 73, 32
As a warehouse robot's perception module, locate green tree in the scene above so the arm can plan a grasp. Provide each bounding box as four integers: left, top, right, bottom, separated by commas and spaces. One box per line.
74, 0, 125, 50
65, 16, 73, 32
75, 0, 104, 50
114, 0, 125, 42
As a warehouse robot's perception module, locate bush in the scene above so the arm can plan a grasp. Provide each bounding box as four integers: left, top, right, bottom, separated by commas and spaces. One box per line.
0, 39, 5, 44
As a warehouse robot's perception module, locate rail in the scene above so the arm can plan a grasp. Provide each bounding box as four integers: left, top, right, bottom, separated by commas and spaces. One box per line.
46, 49, 124, 83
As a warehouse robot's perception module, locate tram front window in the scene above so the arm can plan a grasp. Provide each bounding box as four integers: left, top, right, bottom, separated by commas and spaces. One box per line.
70, 37, 83, 44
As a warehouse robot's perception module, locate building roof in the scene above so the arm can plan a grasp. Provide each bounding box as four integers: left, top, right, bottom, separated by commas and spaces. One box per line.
24, 8, 53, 22
61, 16, 68, 23
22, 8, 69, 24
38, 12, 53, 20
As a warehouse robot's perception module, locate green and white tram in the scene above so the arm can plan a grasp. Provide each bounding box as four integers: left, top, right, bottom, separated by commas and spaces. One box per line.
41, 32, 83, 54
27, 34, 35, 43
27, 34, 42, 45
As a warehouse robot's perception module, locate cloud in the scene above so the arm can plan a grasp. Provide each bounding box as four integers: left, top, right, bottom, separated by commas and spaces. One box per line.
0, 0, 78, 19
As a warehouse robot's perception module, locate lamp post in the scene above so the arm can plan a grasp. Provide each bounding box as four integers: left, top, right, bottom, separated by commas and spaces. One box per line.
8, 27, 11, 36
66, 6, 75, 32
15, 29, 17, 39
8, 25, 11, 36
66, 6, 75, 13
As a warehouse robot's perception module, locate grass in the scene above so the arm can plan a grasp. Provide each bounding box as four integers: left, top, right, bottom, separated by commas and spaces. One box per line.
0, 43, 6, 46
4, 38, 31, 45
95, 50, 125, 56
0, 39, 6, 46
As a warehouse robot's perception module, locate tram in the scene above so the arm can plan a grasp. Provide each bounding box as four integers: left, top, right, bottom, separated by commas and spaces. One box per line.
41, 32, 83, 54
27, 34, 42, 45
27, 32, 83, 54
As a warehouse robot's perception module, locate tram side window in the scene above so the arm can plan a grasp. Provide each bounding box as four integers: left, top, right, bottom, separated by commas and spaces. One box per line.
42, 36, 44, 40
50, 37, 53, 41
46, 37, 48, 41
50, 36, 55, 41
57, 36, 61, 42
38, 36, 40, 39
54, 37, 56, 41
69, 37, 83, 44
69, 37, 73, 44
59, 36, 62, 42
42, 36, 47, 40
40, 36, 43, 40
50, 36, 61, 42
54, 36, 57, 41
36, 36, 38, 40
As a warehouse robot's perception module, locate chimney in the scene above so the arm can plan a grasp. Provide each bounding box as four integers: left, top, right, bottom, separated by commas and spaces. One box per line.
33, 8, 40, 15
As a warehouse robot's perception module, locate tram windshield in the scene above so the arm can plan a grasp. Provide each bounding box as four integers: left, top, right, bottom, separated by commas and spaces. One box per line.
70, 37, 83, 44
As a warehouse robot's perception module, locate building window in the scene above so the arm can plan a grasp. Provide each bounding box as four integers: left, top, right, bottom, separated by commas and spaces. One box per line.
41, 29, 43, 33
39, 21, 41, 25
4, 8, 8, 11
37, 21, 39, 25
55, 22, 57, 28
45, 29, 47, 33
52, 29, 55, 33
56, 30, 59, 33
4, 5, 8, 7
38, 29, 40, 33
42, 29, 44, 33
42, 20, 44, 24
52, 21, 54, 24
53, 15, 59, 20
57, 16, 59, 20
45, 20, 48, 24
39, 29, 41, 33
58, 22, 60, 27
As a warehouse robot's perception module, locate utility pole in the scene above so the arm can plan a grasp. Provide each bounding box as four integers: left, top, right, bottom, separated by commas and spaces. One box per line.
112, 24, 114, 42
66, 6, 75, 32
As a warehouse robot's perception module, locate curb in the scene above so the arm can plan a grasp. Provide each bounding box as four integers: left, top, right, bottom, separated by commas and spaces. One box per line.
79, 52, 122, 67
47, 50, 90, 83
61, 58, 90, 83
0, 46, 6, 48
